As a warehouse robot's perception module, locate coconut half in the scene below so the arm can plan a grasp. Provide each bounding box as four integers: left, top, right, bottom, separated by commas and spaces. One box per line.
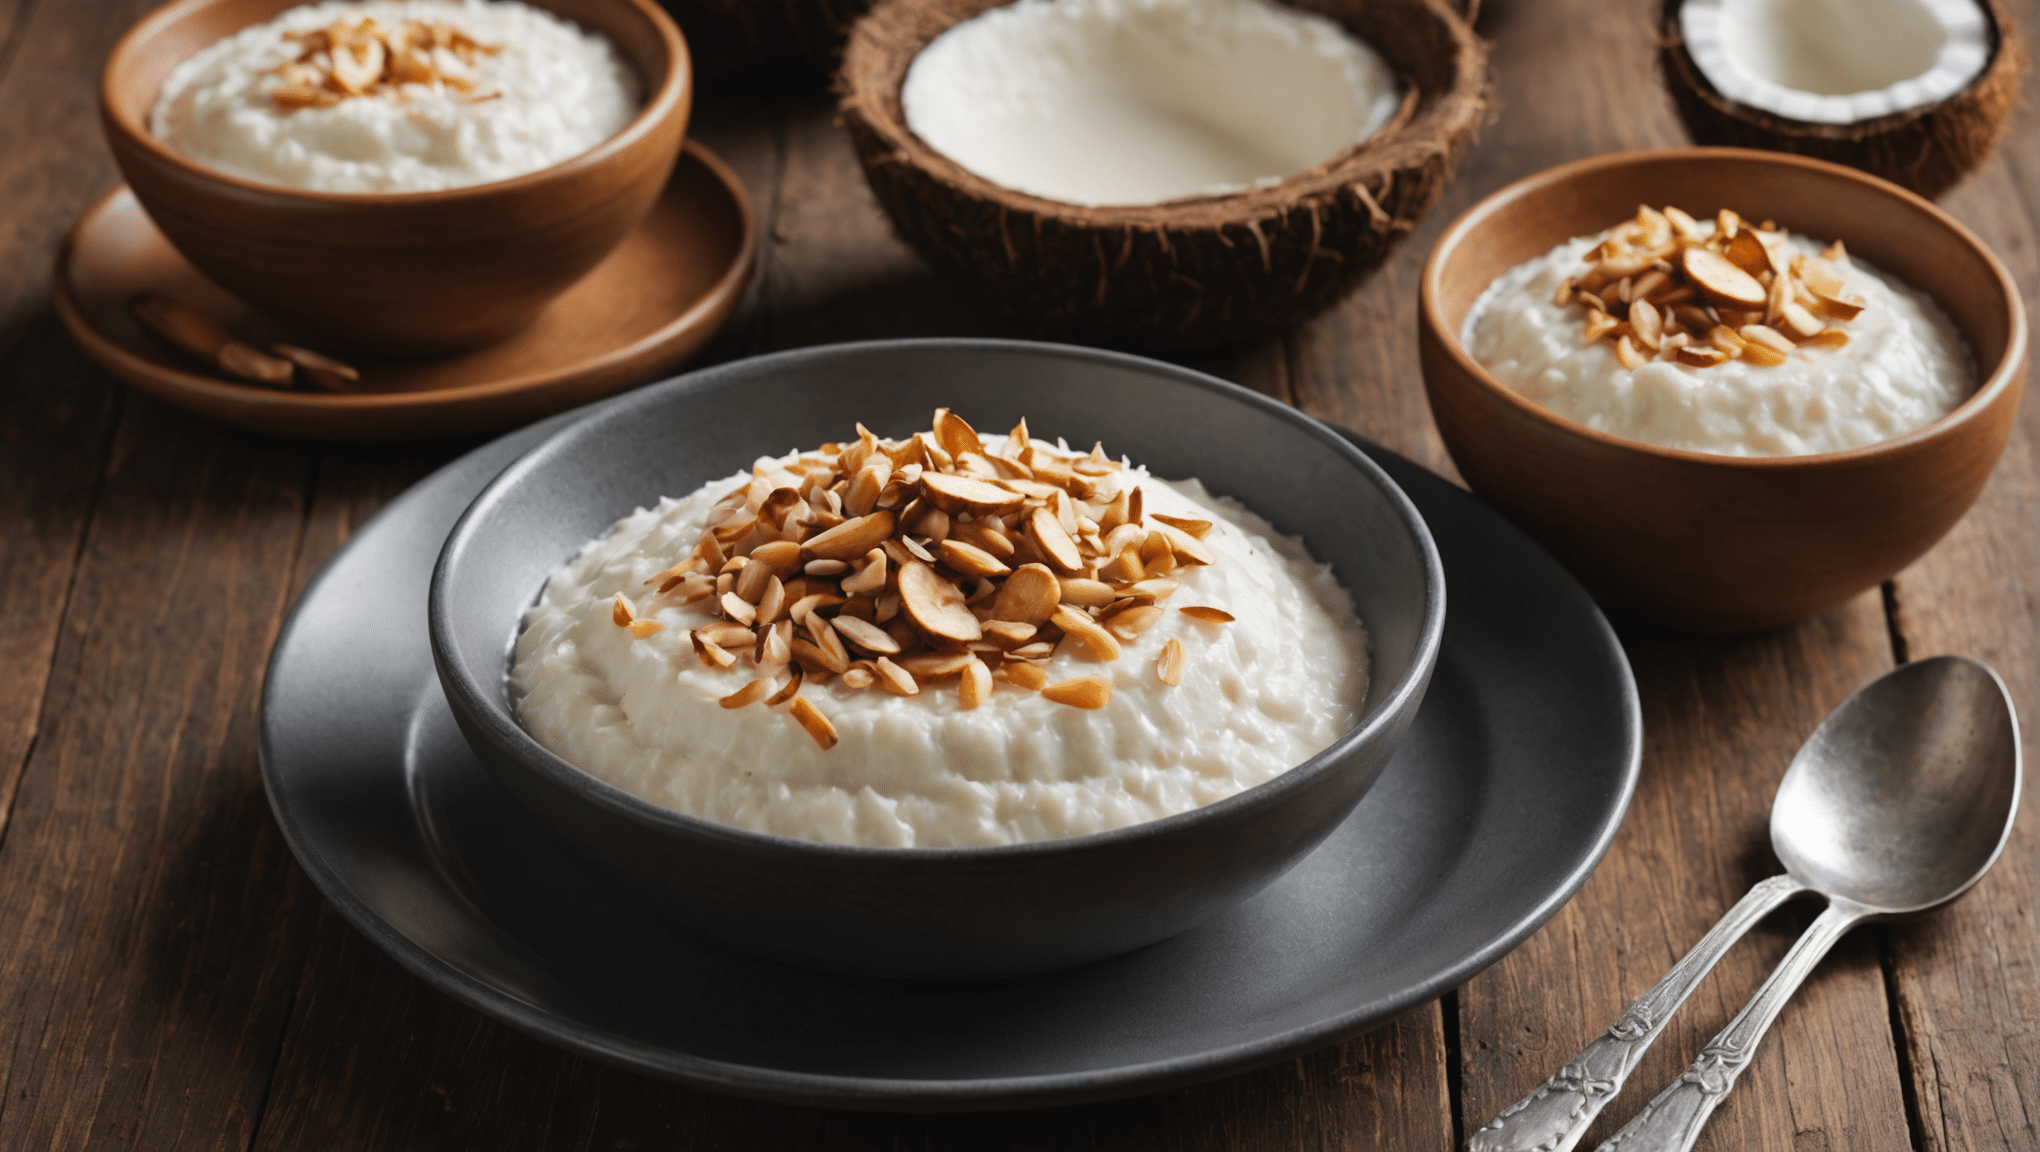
838, 0, 1487, 350
900, 0, 1406, 207
1661, 0, 2024, 197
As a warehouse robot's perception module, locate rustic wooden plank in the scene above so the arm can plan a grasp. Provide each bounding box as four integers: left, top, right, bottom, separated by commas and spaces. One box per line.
1869, 26, 2040, 1146
1437, 2, 1918, 1149
0, 0, 160, 852
0, 392, 319, 1150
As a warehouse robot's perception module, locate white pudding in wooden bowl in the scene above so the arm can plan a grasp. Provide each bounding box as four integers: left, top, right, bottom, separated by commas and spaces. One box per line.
1463, 205, 1972, 456
150, 0, 643, 193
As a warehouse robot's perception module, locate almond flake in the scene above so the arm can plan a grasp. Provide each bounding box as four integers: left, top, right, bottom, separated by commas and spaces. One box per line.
719, 678, 773, 709
833, 614, 902, 655
1615, 335, 1648, 371
788, 696, 838, 750
1041, 675, 1113, 709
1052, 604, 1122, 661
939, 538, 1010, 579
1028, 506, 1085, 573
899, 651, 976, 678
611, 593, 635, 627
958, 657, 993, 709
1004, 661, 1050, 690
1179, 606, 1235, 623
1157, 638, 1186, 686
804, 511, 896, 560
899, 559, 982, 644
1802, 328, 1851, 349
691, 632, 737, 669
1107, 605, 1164, 639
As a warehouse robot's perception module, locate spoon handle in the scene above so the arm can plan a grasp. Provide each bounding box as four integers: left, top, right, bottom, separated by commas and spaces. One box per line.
1468, 874, 1808, 1152
1594, 899, 1870, 1152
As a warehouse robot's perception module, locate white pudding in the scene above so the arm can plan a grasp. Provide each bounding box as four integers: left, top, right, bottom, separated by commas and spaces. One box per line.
150, 0, 642, 194
1679, 0, 1990, 124
900, 0, 1403, 207
512, 435, 1368, 848
1464, 220, 1973, 457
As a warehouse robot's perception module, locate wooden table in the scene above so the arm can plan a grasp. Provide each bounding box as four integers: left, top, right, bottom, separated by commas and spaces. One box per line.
3, 1, 2035, 1147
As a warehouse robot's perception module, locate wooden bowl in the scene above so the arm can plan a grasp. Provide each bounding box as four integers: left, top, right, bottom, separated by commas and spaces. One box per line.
1419, 148, 2027, 632
101, 0, 691, 355
837, 0, 1486, 352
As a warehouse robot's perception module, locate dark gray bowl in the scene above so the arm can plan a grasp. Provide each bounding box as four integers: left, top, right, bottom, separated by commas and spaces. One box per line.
429, 339, 1445, 979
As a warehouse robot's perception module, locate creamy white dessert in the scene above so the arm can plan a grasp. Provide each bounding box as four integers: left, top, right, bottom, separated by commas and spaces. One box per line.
901, 0, 1403, 207
1464, 210, 1972, 457
150, 0, 641, 194
512, 420, 1368, 848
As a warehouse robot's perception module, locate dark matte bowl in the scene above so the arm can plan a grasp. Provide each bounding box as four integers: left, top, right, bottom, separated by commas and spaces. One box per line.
102, 0, 690, 354
1420, 148, 2026, 631
429, 340, 1445, 979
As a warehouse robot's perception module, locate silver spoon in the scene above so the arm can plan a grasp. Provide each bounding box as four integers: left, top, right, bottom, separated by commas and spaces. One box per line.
1472, 655, 2021, 1152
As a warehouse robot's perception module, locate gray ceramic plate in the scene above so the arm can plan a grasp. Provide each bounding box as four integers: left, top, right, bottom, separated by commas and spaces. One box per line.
260, 340, 1641, 1112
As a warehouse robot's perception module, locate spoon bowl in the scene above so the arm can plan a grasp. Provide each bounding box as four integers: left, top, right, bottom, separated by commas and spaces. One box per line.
1773, 656, 2022, 915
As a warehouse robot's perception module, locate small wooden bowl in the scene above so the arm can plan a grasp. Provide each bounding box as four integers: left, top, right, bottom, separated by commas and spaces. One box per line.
1419, 148, 2027, 632
838, 0, 1486, 352
101, 0, 691, 355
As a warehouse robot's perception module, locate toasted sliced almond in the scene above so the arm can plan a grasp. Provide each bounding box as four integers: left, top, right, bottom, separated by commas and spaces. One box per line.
840, 548, 889, 596
1581, 309, 1620, 344
1722, 229, 1771, 279
1708, 324, 1749, 354
749, 539, 804, 577
1151, 521, 1215, 566
691, 631, 737, 668
958, 656, 992, 709
833, 614, 902, 655
719, 678, 773, 708
934, 409, 983, 461
788, 696, 838, 750
899, 559, 982, 644
734, 558, 774, 603
1671, 304, 1716, 331
696, 621, 754, 649
1056, 577, 1117, 607
982, 620, 1038, 648
921, 472, 1024, 517
1003, 661, 1049, 690
1802, 328, 1851, 349
1776, 302, 1826, 341
1180, 606, 1235, 623
938, 538, 1011, 579
1629, 300, 1663, 351
1614, 335, 1648, 371
611, 593, 635, 627
979, 563, 1058, 624
1157, 638, 1185, 685
1107, 605, 1164, 639
873, 656, 920, 696
1051, 604, 1122, 661
1028, 506, 1084, 573
720, 591, 757, 626
1150, 513, 1213, 540
803, 558, 848, 577
765, 668, 804, 706
898, 651, 976, 678
1736, 325, 1791, 366
1682, 248, 1767, 309
1128, 578, 1181, 601
1822, 239, 1847, 262
627, 619, 662, 639
1810, 291, 1866, 321
1042, 675, 1113, 709
1676, 344, 1731, 368
804, 511, 896, 560
790, 636, 848, 676
755, 575, 786, 625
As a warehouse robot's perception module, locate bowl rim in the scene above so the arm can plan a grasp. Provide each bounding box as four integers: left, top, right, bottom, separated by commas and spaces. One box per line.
428, 337, 1448, 861
837, 0, 1488, 223
100, 0, 689, 204
1419, 145, 2029, 469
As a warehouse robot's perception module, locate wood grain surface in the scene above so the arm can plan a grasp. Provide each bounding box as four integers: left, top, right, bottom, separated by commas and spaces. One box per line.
1, 0, 2035, 1149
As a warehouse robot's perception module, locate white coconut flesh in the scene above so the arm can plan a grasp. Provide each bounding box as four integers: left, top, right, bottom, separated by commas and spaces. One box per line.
1680, 0, 1990, 124
900, 0, 1403, 207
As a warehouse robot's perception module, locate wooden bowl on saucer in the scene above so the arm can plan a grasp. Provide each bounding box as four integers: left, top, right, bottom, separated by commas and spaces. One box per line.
100, 0, 691, 355
1419, 148, 2026, 632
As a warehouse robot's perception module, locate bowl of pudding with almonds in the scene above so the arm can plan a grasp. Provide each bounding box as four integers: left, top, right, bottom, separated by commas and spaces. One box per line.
429, 340, 1445, 979
101, 0, 690, 352
1420, 148, 2025, 632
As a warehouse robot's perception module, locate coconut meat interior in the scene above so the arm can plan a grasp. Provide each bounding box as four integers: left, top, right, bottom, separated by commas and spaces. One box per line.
900, 0, 1403, 207
1680, 0, 1990, 124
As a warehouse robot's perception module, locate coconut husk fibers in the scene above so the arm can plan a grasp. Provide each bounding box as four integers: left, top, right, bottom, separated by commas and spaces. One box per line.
1659, 0, 2024, 199
837, 0, 1489, 351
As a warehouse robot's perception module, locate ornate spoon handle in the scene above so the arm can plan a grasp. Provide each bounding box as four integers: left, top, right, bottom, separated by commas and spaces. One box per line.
1595, 899, 1870, 1152
1469, 874, 1808, 1152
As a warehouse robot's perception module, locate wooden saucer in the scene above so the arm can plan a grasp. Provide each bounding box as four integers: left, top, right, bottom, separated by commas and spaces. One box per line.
55, 140, 756, 441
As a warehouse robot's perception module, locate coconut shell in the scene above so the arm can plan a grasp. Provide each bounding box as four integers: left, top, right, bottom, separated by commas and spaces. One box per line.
837, 0, 1489, 351
1659, 0, 2025, 199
